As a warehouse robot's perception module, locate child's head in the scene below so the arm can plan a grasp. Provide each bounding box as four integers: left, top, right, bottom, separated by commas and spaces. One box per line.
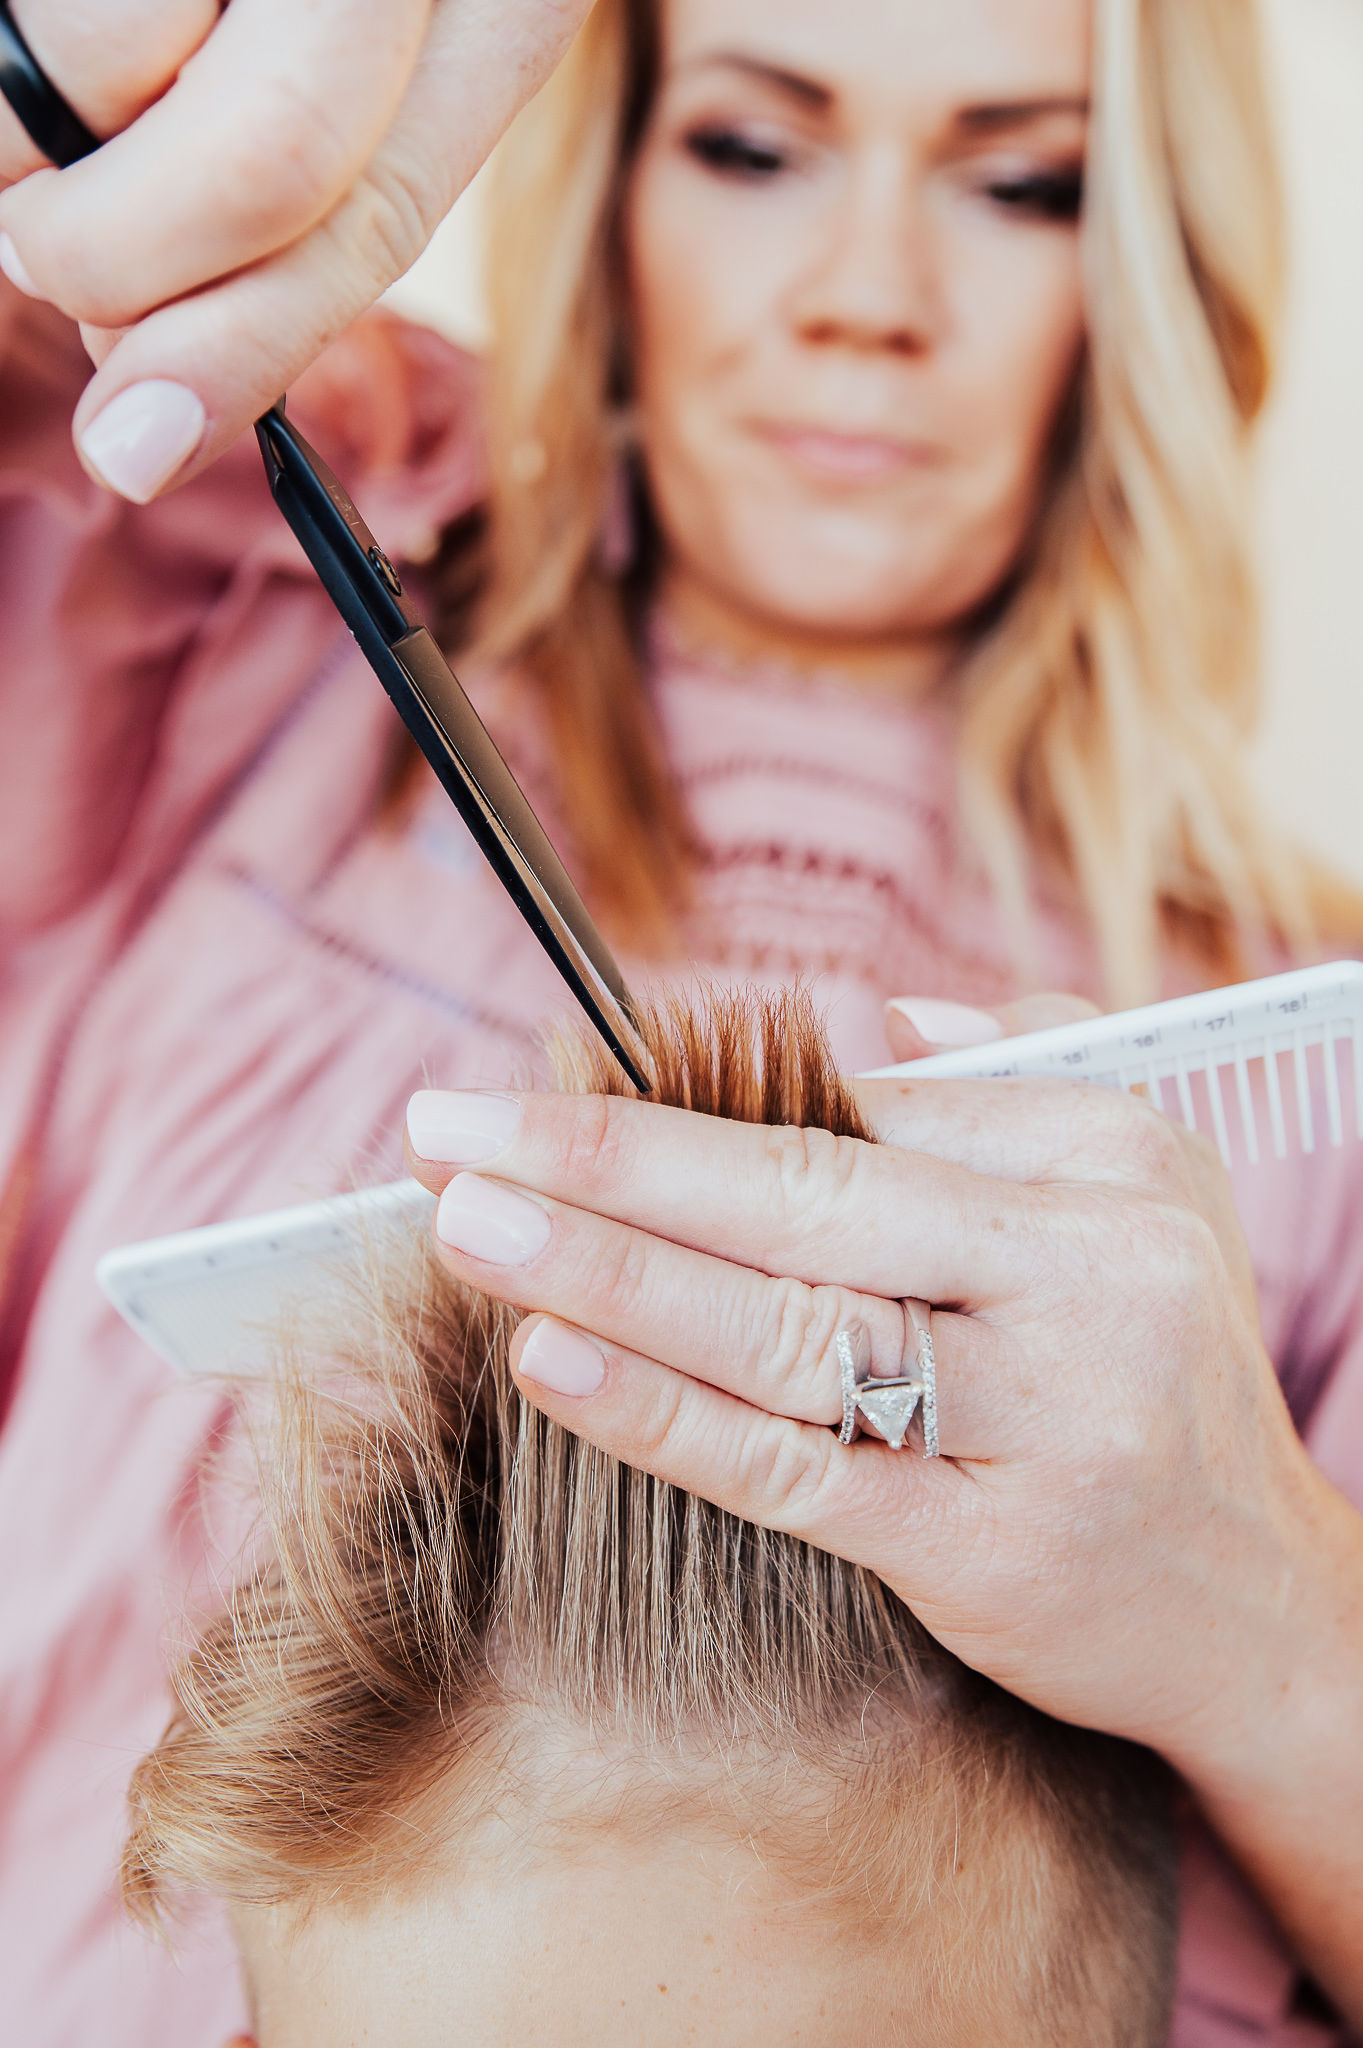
125, 989, 1177, 2047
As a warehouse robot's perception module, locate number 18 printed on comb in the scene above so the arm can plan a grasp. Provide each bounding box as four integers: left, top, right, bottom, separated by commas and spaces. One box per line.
864, 961, 1363, 1168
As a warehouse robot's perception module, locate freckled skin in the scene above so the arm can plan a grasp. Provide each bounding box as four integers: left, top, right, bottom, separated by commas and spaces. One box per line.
235, 1828, 922, 2048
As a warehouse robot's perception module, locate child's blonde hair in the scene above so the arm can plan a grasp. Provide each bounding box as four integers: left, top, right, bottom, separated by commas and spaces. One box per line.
125, 989, 1176, 2044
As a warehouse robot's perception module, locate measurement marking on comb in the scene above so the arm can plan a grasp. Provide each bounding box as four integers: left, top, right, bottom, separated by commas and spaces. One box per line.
1324, 1023, 1345, 1149
1293, 1030, 1315, 1155
1233, 1049, 1260, 1166
1205, 1059, 1232, 1165
1265, 1041, 1289, 1160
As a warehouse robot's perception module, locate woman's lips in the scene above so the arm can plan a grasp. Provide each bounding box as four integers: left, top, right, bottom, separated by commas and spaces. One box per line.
751, 421, 939, 480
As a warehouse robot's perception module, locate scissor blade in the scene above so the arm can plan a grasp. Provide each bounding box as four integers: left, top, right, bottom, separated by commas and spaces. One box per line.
255, 406, 651, 1092
390, 627, 652, 1092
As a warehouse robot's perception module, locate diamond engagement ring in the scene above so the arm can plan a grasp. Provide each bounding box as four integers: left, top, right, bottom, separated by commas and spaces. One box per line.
836, 1304, 940, 1456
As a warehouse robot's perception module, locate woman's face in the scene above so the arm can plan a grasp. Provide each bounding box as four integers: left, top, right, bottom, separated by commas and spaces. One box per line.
624, 0, 1090, 654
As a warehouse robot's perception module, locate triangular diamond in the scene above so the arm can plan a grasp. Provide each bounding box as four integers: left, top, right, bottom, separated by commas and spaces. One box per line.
855, 1381, 923, 1451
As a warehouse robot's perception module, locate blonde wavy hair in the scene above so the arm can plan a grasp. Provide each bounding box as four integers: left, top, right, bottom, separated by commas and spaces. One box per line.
441, 0, 1356, 1003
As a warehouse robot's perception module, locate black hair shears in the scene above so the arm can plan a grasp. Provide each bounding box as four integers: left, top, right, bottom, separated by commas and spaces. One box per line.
254, 408, 650, 1089
0, 2, 651, 1091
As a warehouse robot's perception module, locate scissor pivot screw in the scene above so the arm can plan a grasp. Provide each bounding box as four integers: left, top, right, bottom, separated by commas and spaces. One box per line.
367, 545, 403, 596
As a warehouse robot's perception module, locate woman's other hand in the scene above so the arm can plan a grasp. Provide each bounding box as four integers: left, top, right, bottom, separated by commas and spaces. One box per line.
403, 997, 1363, 2016
0, 0, 591, 500
403, 1013, 1297, 1756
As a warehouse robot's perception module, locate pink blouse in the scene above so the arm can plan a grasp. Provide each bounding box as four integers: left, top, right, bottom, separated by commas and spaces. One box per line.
0, 296, 1357, 2048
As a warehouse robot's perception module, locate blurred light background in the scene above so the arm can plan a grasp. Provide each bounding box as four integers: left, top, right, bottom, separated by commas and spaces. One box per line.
386, 0, 1363, 885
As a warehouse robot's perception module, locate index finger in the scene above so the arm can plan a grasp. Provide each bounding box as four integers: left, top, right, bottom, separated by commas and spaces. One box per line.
0, 0, 432, 325
11, 0, 219, 137
405, 1089, 1031, 1306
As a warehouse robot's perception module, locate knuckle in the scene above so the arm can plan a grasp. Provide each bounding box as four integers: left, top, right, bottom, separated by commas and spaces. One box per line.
734, 1419, 838, 1528
632, 1372, 688, 1467
1086, 1090, 1191, 1192
552, 1092, 632, 1192
213, 79, 361, 241
348, 157, 442, 289
763, 1124, 871, 1243
1089, 1193, 1221, 1321
586, 1219, 652, 1321
763, 1280, 854, 1415
1143, 1200, 1222, 1301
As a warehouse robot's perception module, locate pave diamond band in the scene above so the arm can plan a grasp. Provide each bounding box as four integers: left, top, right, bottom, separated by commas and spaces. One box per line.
836, 1308, 940, 1456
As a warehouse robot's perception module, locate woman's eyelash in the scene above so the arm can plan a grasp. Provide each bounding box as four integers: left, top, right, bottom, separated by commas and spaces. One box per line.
684, 125, 789, 178
681, 128, 1082, 219
986, 170, 1085, 223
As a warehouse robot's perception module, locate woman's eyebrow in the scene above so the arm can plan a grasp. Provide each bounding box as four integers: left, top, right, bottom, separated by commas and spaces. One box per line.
958, 98, 1090, 133
672, 52, 832, 111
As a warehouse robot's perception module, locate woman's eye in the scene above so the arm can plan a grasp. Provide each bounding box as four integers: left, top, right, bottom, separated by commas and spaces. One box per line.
683, 124, 789, 179
986, 169, 1085, 224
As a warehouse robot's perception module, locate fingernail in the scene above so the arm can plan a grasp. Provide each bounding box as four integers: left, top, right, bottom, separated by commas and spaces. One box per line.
407, 1089, 521, 1166
435, 1172, 550, 1265
889, 997, 1004, 1047
78, 380, 206, 502
517, 1319, 606, 1397
0, 232, 41, 298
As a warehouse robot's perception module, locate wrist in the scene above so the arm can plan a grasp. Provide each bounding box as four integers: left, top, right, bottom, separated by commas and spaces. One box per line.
1156, 1455, 1363, 1808
1153, 1461, 1363, 2029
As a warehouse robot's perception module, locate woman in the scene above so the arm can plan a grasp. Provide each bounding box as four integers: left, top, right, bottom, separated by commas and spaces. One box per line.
0, 1, 1358, 2043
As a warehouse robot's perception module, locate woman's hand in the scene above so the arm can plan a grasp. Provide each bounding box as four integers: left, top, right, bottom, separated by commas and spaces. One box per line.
0, 0, 590, 500
405, 1016, 1302, 1754
404, 992, 1363, 2020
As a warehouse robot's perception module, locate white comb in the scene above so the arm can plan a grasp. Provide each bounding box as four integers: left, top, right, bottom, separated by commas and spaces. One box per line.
96, 1179, 435, 1378
863, 959, 1363, 1169
97, 961, 1363, 1379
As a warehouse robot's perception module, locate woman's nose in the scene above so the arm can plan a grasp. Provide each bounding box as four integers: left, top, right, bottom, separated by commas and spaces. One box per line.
788, 148, 943, 357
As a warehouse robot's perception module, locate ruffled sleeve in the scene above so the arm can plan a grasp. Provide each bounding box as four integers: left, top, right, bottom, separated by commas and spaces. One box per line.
0, 293, 483, 943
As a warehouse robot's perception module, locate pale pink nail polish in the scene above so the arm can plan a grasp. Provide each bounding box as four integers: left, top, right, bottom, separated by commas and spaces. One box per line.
78, 380, 206, 502
407, 1089, 521, 1165
518, 1320, 606, 1397
435, 1172, 550, 1265
889, 996, 1004, 1047
0, 232, 41, 298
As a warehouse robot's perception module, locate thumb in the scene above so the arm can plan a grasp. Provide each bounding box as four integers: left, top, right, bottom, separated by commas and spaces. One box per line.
884, 991, 1102, 1063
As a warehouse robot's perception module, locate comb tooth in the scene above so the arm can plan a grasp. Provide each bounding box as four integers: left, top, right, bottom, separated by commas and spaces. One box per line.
1144, 1060, 1164, 1113
1174, 1055, 1198, 1132
1234, 1048, 1260, 1166
1265, 1040, 1289, 1160
1205, 1058, 1233, 1167
1292, 1029, 1315, 1155
1324, 1021, 1345, 1149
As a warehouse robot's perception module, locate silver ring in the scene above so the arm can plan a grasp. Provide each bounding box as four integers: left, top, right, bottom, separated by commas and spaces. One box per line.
836, 1303, 939, 1456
